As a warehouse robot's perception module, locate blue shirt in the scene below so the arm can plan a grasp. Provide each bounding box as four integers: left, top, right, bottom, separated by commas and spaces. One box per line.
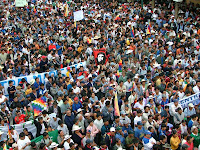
134, 127, 145, 140
188, 120, 194, 129
122, 125, 133, 137
72, 101, 82, 112
115, 133, 125, 145
184, 108, 196, 117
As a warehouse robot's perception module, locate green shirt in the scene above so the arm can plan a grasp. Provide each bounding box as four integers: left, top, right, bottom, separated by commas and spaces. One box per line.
125, 136, 134, 146
191, 132, 200, 147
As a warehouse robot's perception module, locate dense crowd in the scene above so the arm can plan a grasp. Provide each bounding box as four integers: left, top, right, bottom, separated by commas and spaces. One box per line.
0, 0, 200, 149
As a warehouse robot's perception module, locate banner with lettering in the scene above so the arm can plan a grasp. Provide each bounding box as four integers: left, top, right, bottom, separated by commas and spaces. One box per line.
166, 92, 200, 108
0, 62, 86, 96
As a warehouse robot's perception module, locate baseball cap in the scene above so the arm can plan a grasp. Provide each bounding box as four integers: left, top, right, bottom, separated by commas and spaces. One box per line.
137, 121, 143, 126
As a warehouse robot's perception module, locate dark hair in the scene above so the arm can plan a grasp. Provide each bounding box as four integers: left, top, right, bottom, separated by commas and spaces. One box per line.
43, 132, 48, 136
187, 136, 192, 141
19, 132, 25, 137
58, 120, 63, 125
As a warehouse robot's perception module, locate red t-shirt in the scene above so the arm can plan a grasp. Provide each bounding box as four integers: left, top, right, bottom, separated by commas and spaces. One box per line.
15, 114, 25, 124
48, 44, 56, 51
185, 142, 194, 150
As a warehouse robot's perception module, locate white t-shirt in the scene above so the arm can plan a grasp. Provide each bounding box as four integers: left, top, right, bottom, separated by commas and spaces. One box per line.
134, 102, 145, 112
134, 116, 142, 126
64, 139, 74, 150
17, 136, 31, 150
0, 95, 6, 104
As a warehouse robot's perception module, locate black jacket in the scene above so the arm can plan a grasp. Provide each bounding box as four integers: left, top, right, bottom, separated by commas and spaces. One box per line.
34, 120, 48, 137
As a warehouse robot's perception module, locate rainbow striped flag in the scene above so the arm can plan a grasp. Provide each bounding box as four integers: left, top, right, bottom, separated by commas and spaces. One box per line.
33, 6, 36, 14
128, 82, 135, 92
114, 92, 120, 116
146, 21, 151, 35
131, 26, 134, 37
7, 120, 11, 139
32, 97, 47, 116
118, 59, 122, 73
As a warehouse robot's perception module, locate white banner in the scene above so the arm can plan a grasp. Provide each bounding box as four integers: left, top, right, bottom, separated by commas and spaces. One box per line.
166, 92, 200, 108
15, 0, 27, 7
0, 62, 86, 96
74, 10, 84, 21
0, 121, 36, 141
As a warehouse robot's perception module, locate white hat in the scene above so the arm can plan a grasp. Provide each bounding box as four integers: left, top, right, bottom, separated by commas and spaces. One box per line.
0, 131, 4, 135
49, 142, 58, 148
127, 22, 132, 26
30, 79, 35, 85
191, 126, 197, 132
64, 135, 72, 140
72, 126, 81, 131
149, 95, 153, 99
12, 143, 18, 148
77, 108, 83, 113
7, 68, 13, 72
166, 41, 173, 46
141, 79, 146, 82
37, 54, 42, 58
110, 127, 115, 132
188, 103, 194, 107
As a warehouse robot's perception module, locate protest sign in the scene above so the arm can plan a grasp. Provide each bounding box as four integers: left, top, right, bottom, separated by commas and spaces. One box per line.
74, 10, 84, 21
15, 0, 27, 7
0, 62, 86, 96
166, 92, 200, 108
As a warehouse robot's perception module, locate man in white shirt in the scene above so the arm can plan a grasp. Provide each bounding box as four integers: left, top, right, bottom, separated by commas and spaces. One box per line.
124, 77, 133, 99
193, 80, 200, 93
57, 120, 69, 135
134, 109, 143, 127
169, 99, 183, 117
17, 132, 31, 150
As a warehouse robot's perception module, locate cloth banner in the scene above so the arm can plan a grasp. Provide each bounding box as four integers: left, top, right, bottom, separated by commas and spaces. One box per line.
74, 10, 84, 21
0, 121, 36, 141
31, 130, 58, 144
15, 0, 27, 7
0, 62, 86, 96
93, 49, 108, 65
166, 92, 200, 108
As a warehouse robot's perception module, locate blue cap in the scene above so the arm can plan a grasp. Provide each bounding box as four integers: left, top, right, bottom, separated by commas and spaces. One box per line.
26, 94, 30, 98
137, 121, 143, 126
145, 130, 152, 135
92, 74, 97, 77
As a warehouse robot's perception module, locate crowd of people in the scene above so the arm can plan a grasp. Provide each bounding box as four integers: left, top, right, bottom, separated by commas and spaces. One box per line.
0, 0, 200, 149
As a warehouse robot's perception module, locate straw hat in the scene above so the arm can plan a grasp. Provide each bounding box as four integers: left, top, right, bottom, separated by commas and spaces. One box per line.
72, 125, 81, 131
64, 135, 72, 140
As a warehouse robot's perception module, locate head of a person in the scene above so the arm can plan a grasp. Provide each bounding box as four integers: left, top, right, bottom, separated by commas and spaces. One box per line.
43, 132, 49, 139
172, 129, 178, 137
19, 132, 25, 140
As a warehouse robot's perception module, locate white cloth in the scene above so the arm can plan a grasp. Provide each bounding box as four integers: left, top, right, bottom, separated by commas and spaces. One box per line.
134, 116, 142, 126
94, 119, 104, 131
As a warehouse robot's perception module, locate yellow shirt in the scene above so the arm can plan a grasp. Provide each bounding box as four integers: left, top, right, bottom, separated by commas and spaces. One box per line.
67, 98, 73, 106
170, 136, 180, 150
25, 88, 32, 95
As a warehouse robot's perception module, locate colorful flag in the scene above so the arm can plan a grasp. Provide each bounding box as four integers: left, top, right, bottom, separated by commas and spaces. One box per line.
118, 59, 122, 73
3, 144, 6, 150
114, 92, 120, 116
87, 38, 92, 44
146, 21, 151, 35
114, 15, 120, 21
64, 4, 68, 17
131, 26, 134, 37
128, 82, 135, 92
74, 21, 76, 28
33, 6, 36, 14
7, 120, 11, 139
32, 97, 47, 116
